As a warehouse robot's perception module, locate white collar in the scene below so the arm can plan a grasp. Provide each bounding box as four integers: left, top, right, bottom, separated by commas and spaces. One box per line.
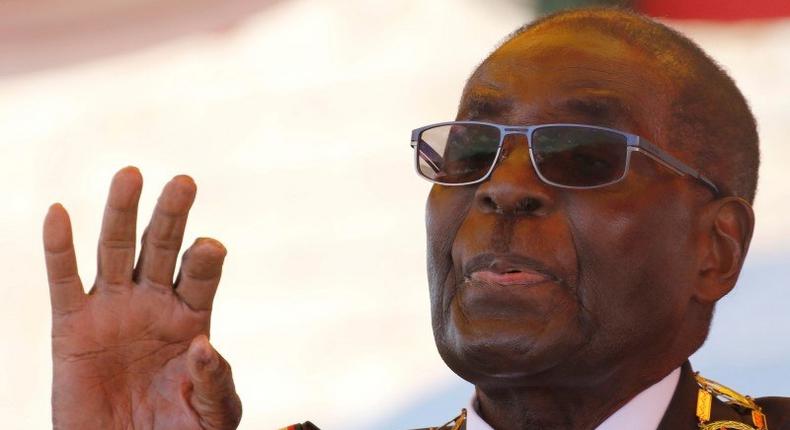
466, 367, 681, 430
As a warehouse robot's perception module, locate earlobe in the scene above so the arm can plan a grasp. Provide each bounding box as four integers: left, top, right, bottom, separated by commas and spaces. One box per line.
694, 197, 755, 303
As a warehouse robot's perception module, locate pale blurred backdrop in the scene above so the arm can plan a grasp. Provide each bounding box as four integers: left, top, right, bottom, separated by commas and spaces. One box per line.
0, 0, 788, 428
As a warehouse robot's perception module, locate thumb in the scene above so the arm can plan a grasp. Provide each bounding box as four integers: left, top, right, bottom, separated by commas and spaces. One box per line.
187, 335, 242, 430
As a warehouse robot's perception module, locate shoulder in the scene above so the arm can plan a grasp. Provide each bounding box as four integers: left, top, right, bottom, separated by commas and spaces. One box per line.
757, 396, 790, 429
280, 416, 467, 430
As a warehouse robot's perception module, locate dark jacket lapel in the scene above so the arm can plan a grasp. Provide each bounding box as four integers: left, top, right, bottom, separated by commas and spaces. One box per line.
658, 361, 753, 430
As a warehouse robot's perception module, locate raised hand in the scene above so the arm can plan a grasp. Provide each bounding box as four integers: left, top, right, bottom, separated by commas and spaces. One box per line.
43, 167, 241, 430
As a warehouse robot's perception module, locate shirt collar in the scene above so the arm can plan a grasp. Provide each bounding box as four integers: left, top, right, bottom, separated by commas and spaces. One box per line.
466, 367, 681, 430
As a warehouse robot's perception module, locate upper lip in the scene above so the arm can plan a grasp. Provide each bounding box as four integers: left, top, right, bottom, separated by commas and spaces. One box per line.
462, 252, 559, 282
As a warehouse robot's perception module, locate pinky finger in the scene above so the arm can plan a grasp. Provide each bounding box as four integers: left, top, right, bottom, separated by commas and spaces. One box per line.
43, 204, 85, 314
175, 238, 226, 312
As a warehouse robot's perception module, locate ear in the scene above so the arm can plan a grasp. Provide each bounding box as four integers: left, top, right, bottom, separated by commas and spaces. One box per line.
693, 197, 755, 304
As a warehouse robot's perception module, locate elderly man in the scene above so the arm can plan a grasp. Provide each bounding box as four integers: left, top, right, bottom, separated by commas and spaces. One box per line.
43, 7, 788, 430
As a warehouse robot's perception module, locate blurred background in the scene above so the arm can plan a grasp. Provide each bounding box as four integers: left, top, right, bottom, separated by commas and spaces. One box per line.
1, 0, 788, 428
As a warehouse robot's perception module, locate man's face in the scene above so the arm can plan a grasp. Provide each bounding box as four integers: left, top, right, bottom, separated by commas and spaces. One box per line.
427, 27, 708, 387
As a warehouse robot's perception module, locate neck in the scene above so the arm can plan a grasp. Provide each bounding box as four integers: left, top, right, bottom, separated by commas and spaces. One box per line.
475, 362, 680, 430
473, 304, 712, 429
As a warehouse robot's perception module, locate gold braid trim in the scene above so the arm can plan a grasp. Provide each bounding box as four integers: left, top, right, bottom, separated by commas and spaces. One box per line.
430, 408, 467, 430
695, 373, 768, 430
449, 409, 467, 430
699, 421, 759, 430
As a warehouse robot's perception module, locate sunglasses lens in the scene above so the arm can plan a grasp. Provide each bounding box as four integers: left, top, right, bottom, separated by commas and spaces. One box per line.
532, 126, 628, 187
417, 124, 500, 184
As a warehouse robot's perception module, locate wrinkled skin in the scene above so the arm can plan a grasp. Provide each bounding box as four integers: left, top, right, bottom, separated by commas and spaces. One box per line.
426, 27, 754, 429
44, 167, 241, 429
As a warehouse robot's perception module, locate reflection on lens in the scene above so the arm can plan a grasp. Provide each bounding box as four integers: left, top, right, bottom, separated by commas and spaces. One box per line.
532, 126, 627, 187
417, 124, 500, 184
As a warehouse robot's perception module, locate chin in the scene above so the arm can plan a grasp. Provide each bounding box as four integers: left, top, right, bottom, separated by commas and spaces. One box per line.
434, 303, 592, 387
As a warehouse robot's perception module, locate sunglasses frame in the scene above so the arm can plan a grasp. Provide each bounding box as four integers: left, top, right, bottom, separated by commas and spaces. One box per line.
411, 121, 720, 196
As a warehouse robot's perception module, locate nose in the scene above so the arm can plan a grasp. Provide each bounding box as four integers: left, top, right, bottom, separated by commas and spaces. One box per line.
473, 134, 554, 216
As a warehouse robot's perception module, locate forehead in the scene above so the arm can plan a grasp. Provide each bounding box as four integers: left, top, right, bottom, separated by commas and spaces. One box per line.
460, 26, 674, 135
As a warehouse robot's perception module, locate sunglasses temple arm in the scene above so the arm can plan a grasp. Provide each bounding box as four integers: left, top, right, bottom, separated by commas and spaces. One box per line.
411, 138, 444, 174
635, 138, 720, 196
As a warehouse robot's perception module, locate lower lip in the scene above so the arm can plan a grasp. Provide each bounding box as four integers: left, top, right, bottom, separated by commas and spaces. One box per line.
470, 270, 550, 286
457, 272, 560, 319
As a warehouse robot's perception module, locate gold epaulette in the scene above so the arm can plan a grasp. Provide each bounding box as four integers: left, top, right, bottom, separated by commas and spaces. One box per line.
695, 372, 768, 430
430, 408, 467, 430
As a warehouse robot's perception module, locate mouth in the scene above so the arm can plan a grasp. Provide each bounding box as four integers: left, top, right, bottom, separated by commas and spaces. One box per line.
463, 253, 559, 287
469, 269, 551, 286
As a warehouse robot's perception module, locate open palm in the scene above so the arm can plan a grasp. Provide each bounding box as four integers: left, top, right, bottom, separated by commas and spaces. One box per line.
43, 167, 241, 430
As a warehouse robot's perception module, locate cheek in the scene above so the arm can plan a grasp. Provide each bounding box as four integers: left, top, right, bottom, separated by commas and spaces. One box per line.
425, 186, 476, 312
564, 191, 697, 349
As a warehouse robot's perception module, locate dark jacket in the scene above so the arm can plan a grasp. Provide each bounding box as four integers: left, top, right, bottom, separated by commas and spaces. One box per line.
657, 362, 790, 430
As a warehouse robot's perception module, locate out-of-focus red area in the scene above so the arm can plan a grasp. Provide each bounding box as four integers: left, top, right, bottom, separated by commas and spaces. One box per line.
638, 0, 790, 21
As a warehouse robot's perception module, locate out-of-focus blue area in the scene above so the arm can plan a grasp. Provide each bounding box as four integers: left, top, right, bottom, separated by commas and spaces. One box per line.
360, 252, 789, 430
690, 252, 790, 394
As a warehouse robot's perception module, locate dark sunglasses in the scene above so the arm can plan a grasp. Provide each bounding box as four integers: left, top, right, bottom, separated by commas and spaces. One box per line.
411, 121, 719, 195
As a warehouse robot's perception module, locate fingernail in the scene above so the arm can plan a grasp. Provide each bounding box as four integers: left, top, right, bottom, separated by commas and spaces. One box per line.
116, 166, 141, 177
195, 237, 227, 254
172, 175, 196, 186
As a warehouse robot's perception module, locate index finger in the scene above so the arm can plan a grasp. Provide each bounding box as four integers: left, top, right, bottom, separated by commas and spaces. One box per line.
43, 203, 85, 314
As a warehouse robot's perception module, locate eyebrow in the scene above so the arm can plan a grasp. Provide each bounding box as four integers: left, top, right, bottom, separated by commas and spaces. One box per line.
462, 89, 636, 127
550, 95, 635, 126
462, 93, 514, 119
